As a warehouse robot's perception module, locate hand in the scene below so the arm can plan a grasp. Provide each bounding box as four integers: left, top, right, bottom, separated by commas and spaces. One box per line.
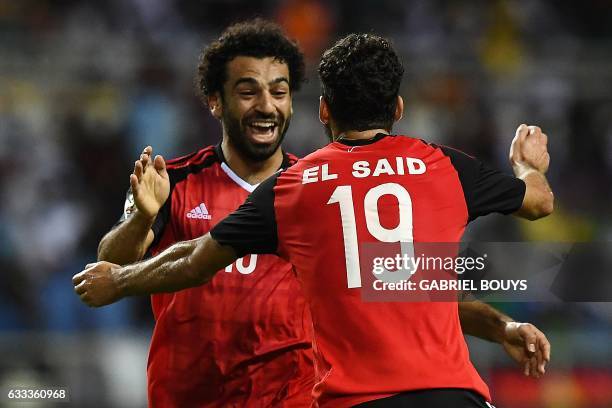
509, 124, 550, 175
501, 322, 551, 378
73, 262, 125, 307
131, 146, 170, 219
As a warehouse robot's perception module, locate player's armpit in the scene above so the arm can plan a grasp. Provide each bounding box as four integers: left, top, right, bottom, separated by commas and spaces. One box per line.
513, 168, 554, 220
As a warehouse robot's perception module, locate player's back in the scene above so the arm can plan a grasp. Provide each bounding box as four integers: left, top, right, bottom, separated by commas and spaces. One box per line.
272, 134, 490, 407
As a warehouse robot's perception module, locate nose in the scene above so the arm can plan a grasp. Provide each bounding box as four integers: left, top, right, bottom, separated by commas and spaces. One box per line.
255, 90, 275, 116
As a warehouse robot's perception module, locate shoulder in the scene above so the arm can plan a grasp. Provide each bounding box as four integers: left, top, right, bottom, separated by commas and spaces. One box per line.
165, 145, 221, 183
390, 136, 478, 170
430, 144, 475, 161
428, 144, 481, 175
390, 134, 456, 156
165, 145, 219, 170
288, 144, 336, 167
284, 151, 299, 167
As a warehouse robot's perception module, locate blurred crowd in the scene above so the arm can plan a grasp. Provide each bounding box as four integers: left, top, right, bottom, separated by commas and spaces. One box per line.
0, 0, 610, 406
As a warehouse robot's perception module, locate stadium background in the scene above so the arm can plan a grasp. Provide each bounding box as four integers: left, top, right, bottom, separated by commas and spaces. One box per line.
0, 0, 610, 406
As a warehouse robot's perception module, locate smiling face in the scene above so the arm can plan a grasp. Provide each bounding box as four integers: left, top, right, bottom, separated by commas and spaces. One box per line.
209, 56, 292, 162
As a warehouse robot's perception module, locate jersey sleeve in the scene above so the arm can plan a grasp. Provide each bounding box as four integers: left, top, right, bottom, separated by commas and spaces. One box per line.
210, 172, 280, 258
440, 146, 526, 222
113, 187, 171, 247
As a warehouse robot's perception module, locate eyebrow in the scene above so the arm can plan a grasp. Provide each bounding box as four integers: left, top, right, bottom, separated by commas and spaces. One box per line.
269, 77, 290, 86
233, 76, 290, 89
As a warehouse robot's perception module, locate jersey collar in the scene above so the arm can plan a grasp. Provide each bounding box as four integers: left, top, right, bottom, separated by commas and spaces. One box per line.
214, 143, 291, 193
335, 132, 392, 146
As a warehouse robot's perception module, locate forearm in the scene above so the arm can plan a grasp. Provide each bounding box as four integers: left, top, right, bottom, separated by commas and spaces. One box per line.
98, 211, 155, 264
459, 301, 513, 343
116, 233, 237, 297
514, 166, 554, 220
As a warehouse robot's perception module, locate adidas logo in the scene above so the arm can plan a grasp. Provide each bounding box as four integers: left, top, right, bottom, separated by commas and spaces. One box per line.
186, 203, 212, 220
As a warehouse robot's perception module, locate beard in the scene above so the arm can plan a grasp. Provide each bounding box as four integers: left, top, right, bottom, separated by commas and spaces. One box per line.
222, 109, 291, 162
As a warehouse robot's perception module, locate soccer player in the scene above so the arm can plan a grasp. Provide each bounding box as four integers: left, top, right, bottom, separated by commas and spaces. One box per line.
95, 20, 314, 407
82, 31, 552, 407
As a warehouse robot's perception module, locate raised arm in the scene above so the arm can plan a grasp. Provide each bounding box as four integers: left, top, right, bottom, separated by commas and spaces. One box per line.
74, 233, 237, 307
97, 146, 170, 264
509, 124, 554, 220
459, 300, 551, 378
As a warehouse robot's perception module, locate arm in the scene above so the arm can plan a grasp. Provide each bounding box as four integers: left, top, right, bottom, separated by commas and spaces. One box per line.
74, 233, 237, 306
76, 173, 281, 306
459, 300, 551, 378
97, 146, 170, 264
459, 299, 511, 343
97, 212, 155, 265
510, 124, 554, 220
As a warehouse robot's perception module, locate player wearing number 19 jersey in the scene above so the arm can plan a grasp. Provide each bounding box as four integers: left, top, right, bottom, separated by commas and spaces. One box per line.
207, 34, 553, 406
210, 133, 525, 406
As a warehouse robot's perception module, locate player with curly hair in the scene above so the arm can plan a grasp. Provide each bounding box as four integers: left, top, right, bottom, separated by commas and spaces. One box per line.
95, 19, 313, 407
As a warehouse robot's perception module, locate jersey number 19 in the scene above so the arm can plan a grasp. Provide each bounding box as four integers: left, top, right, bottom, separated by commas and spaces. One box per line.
327, 183, 414, 288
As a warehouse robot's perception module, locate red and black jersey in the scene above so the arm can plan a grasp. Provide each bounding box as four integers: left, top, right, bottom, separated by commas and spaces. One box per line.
119, 145, 314, 407
211, 134, 526, 407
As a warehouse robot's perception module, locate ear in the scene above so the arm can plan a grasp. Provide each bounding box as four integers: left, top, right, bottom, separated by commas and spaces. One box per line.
394, 95, 404, 123
208, 93, 223, 120
319, 96, 330, 125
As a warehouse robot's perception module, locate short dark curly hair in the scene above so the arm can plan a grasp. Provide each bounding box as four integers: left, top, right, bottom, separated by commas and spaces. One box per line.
196, 19, 306, 106
318, 34, 404, 132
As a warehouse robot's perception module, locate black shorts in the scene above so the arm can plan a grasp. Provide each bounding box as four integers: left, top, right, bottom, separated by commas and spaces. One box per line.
353, 388, 494, 408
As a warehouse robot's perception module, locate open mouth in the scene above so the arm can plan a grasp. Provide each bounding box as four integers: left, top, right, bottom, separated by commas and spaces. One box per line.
246, 120, 278, 142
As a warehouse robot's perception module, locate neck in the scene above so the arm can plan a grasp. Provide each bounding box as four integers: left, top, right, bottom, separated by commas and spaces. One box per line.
220, 138, 284, 185
336, 128, 389, 141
